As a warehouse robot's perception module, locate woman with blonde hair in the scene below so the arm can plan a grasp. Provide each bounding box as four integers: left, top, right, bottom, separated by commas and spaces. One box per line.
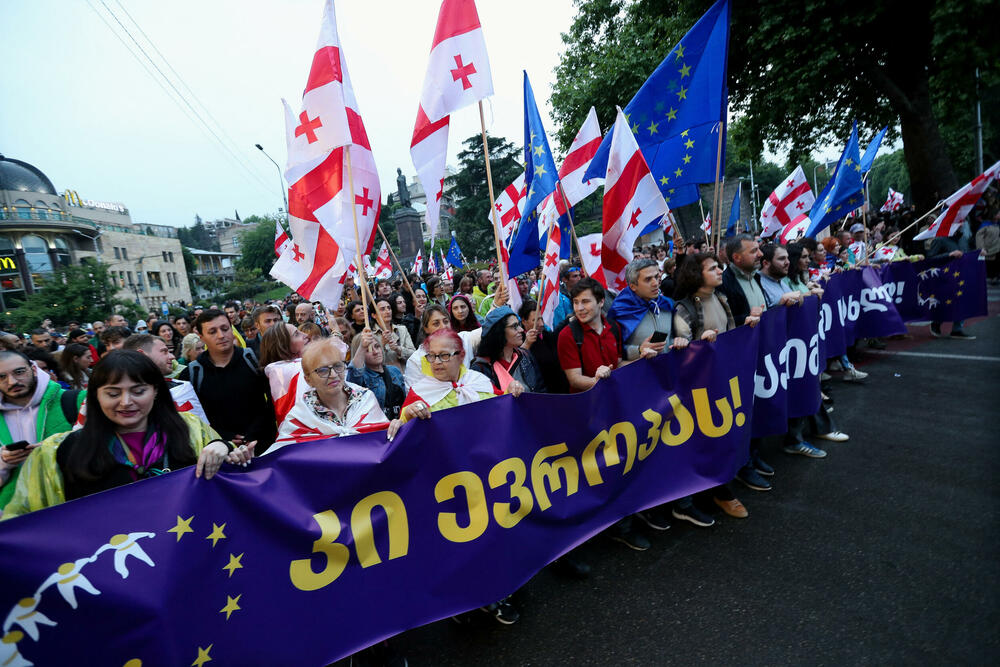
179, 333, 204, 365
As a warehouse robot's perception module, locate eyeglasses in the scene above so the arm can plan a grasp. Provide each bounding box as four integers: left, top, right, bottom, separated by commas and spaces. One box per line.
426, 352, 457, 363
310, 362, 347, 378
0, 367, 30, 383
506, 322, 525, 330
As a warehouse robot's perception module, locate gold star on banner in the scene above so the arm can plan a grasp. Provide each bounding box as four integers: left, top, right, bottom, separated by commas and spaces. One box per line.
660, 175, 670, 186
825, 206, 833, 213
956, 290, 963, 296
631, 122, 640, 134
959, 280, 965, 286
532, 144, 545, 157
849, 198, 858, 205
192, 645, 213, 667
854, 164, 861, 171
223, 553, 244, 577
647, 120, 659, 134
683, 154, 692, 164
685, 138, 695, 149
665, 107, 677, 121
220, 594, 242, 620
953, 270, 961, 277
680, 129, 690, 137
844, 157, 853, 166
676, 86, 688, 101
168, 515, 194, 542
679, 63, 692, 78
664, 195, 671, 204
528, 184, 536, 198
946, 299, 953, 304
623, 112, 631, 123
669, 188, 675, 194
674, 167, 683, 177
206, 523, 227, 548
676, 44, 686, 60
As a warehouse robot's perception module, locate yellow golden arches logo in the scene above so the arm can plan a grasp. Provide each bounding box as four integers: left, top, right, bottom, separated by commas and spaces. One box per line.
0, 258, 15, 270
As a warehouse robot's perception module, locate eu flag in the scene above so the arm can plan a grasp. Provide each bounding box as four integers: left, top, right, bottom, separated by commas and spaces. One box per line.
805, 121, 865, 238
584, 0, 731, 207
725, 181, 741, 237
446, 234, 464, 268
507, 72, 562, 277
859, 125, 887, 174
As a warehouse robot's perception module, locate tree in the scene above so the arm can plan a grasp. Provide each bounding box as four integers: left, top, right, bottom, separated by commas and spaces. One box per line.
551, 0, 999, 213
177, 215, 218, 251
10, 261, 139, 331
447, 134, 522, 260
236, 215, 282, 274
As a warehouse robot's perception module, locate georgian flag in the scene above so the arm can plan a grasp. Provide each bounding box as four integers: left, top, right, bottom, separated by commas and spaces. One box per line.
273, 0, 381, 306
275, 222, 290, 258
872, 245, 898, 262
760, 165, 815, 237
778, 213, 810, 244
579, 232, 604, 284
537, 107, 604, 240
412, 249, 424, 275
600, 107, 668, 291
412, 0, 493, 240
428, 252, 438, 274
374, 242, 393, 279
880, 187, 905, 212
489, 173, 527, 247
538, 221, 563, 329
915, 160, 1000, 240
701, 213, 712, 234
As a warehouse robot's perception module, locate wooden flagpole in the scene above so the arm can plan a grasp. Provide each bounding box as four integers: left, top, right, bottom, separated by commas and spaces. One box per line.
344, 146, 371, 331
479, 101, 508, 284
711, 121, 725, 251
863, 202, 942, 263
698, 199, 711, 246
533, 209, 560, 323
556, 181, 588, 277
376, 224, 417, 302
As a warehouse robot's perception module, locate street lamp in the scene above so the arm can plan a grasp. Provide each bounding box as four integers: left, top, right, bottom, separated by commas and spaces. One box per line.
255, 144, 289, 214
812, 159, 838, 196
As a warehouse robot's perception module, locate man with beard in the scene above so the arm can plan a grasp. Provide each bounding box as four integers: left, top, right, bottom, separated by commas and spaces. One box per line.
0, 350, 85, 511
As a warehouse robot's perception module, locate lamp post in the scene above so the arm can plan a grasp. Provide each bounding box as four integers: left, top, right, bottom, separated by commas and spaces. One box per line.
255, 144, 289, 215
812, 159, 839, 196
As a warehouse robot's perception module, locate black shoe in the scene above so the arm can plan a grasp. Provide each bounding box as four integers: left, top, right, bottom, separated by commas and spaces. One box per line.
752, 455, 775, 477
554, 554, 591, 579
481, 597, 519, 625
930, 325, 944, 338
736, 466, 772, 491
671, 503, 716, 527
867, 337, 887, 350
610, 529, 651, 551
637, 506, 672, 531
950, 330, 977, 340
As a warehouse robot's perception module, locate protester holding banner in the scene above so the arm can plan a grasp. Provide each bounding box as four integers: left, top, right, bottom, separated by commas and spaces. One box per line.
348, 330, 406, 420
470, 306, 543, 394
2, 352, 251, 519
928, 236, 977, 339
759, 245, 805, 309
609, 258, 688, 361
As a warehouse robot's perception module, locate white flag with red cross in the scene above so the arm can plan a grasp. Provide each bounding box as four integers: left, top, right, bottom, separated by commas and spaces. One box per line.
412, 249, 424, 275
374, 242, 393, 279
914, 160, 1000, 240
428, 252, 438, 274
275, 221, 290, 258
412, 0, 493, 241
489, 173, 527, 247
537, 107, 604, 233
276, 0, 381, 307
760, 165, 815, 237
538, 221, 563, 329
880, 188, 905, 212
578, 232, 604, 286
600, 107, 668, 292
778, 213, 810, 244
701, 213, 712, 234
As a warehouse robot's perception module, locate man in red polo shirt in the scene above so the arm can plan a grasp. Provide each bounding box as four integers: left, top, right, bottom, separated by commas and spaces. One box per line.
557, 277, 623, 393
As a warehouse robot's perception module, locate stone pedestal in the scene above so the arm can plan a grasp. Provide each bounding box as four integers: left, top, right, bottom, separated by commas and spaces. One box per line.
393, 207, 423, 266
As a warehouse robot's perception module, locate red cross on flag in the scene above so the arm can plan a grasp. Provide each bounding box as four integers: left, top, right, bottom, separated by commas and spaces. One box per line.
600, 107, 668, 292
412, 249, 424, 275
428, 252, 438, 274
880, 188, 905, 212
411, 0, 494, 240
915, 160, 1000, 240
778, 213, 810, 244
272, 0, 382, 307
274, 222, 290, 258
538, 222, 563, 329
488, 173, 526, 247
537, 106, 604, 228
578, 232, 604, 285
374, 242, 393, 280
760, 165, 815, 237
701, 213, 712, 234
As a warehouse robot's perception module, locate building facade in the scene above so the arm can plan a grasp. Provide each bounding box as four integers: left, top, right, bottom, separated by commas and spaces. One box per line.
0, 154, 192, 311
185, 248, 240, 301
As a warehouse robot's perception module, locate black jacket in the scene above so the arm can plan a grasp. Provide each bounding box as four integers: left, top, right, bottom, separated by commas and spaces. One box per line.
471, 348, 547, 394
718, 266, 762, 325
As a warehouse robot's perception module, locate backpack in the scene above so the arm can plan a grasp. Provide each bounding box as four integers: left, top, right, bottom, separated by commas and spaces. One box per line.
59, 389, 83, 424
554, 316, 624, 370
187, 347, 260, 394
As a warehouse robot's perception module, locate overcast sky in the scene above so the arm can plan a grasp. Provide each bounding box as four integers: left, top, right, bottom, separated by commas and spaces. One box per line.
1, 0, 576, 227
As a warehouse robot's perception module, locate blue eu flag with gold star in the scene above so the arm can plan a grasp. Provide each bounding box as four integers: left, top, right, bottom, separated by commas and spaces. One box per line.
508, 71, 562, 277
584, 0, 731, 207
805, 121, 865, 237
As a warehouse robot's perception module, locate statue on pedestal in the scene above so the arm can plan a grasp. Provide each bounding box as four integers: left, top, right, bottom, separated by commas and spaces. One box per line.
396, 168, 411, 208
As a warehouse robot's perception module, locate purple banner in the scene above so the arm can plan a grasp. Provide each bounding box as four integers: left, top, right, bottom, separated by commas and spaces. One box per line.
879, 251, 988, 323
818, 265, 907, 357
0, 326, 758, 666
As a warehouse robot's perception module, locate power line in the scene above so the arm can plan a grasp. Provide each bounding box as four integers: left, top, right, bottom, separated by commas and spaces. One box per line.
89, 0, 281, 198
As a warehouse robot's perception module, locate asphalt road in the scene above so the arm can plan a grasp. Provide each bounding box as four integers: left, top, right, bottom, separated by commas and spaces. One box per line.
381, 288, 1000, 666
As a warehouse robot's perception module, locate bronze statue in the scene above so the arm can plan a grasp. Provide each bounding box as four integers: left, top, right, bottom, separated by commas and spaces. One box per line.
396, 168, 411, 208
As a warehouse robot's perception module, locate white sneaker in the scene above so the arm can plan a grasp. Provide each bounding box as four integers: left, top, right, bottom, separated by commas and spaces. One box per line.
828, 359, 844, 372
816, 431, 849, 442
843, 367, 868, 382
821, 372, 832, 381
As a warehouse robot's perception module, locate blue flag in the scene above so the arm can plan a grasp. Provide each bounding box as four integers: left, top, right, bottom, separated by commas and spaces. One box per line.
805, 121, 865, 238
507, 72, 562, 277
726, 181, 741, 237
859, 125, 887, 174
446, 234, 464, 268
585, 0, 731, 207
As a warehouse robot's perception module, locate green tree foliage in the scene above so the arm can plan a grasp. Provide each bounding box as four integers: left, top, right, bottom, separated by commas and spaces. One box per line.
181, 246, 198, 293
551, 0, 999, 213
447, 134, 522, 261
236, 215, 284, 274
177, 215, 219, 251
867, 150, 911, 208
9, 261, 139, 330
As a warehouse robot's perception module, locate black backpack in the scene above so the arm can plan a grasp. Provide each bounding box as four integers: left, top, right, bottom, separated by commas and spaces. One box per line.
553, 316, 624, 369
186, 347, 260, 394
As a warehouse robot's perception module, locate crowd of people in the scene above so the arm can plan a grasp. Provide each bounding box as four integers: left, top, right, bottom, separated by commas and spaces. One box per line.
0, 203, 992, 663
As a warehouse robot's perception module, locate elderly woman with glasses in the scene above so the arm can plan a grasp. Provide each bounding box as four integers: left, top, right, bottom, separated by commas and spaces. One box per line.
269, 337, 389, 453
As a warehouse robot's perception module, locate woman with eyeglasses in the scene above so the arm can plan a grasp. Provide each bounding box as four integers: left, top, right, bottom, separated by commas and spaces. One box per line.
270, 337, 389, 452
470, 306, 545, 394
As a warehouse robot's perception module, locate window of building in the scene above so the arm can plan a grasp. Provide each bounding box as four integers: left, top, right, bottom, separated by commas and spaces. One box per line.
169, 252, 174, 263
162, 251, 168, 262
127, 271, 134, 286
114, 247, 121, 259
52, 237, 71, 268
21, 235, 52, 281
121, 247, 128, 260
14, 199, 31, 220
34, 202, 49, 221
147, 271, 162, 291
166, 273, 173, 288
119, 271, 125, 287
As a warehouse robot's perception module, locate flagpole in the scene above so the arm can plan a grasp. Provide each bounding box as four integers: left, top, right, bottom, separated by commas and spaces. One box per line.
478, 101, 508, 284
344, 146, 371, 331
711, 121, 725, 251
698, 199, 710, 247
556, 181, 588, 276
863, 202, 942, 263
375, 224, 417, 303
358, 274, 389, 333
534, 211, 559, 324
